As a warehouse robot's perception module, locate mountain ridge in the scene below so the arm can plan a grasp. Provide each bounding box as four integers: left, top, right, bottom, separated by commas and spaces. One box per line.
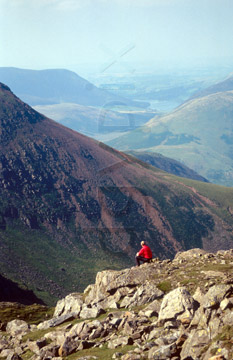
190, 74, 233, 100
0, 67, 148, 108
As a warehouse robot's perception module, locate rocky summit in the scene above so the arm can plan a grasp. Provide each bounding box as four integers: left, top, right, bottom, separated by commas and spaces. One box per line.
0, 248, 233, 360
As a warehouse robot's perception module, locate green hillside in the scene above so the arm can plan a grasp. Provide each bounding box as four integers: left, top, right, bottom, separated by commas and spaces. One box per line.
108, 91, 233, 186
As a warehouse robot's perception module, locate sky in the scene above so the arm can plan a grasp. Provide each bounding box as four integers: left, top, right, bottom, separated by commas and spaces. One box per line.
1, 0, 233, 74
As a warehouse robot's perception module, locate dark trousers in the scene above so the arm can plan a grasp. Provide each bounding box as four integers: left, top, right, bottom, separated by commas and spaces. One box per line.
136, 256, 152, 266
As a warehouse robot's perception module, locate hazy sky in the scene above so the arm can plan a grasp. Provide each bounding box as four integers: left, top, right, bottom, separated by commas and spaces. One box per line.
1, 0, 233, 73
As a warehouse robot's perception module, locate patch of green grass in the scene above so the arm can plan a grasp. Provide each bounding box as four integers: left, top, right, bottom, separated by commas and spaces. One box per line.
22, 328, 52, 342
65, 344, 136, 360
200, 263, 233, 272
0, 303, 54, 324
21, 350, 34, 360
214, 325, 233, 343
180, 278, 199, 286
0, 221, 131, 306
157, 280, 172, 293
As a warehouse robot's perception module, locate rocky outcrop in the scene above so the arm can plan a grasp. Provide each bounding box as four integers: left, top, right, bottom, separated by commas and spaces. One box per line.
0, 249, 233, 360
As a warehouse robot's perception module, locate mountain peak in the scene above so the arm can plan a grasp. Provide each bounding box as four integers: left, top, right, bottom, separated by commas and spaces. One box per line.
0, 82, 11, 92
0, 82, 44, 144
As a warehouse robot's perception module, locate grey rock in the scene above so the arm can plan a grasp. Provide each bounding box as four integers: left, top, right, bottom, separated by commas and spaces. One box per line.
121, 281, 163, 309
58, 337, 77, 357
121, 354, 142, 360
27, 339, 47, 355
174, 248, 207, 261
0, 337, 10, 351
220, 297, 233, 311
44, 329, 67, 346
79, 305, 105, 319
37, 313, 75, 330
54, 293, 83, 317
139, 299, 161, 318
39, 344, 60, 359
108, 336, 133, 349
0, 350, 14, 358
148, 342, 177, 360
69, 321, 92, 339
158, 287, 195, 325
6, 354, 22, 360
193, 286, 205, 304
6, 320, 30, 337
202, 284, 233, 309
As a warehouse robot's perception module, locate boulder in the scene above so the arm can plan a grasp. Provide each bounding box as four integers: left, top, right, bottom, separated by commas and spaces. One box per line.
44, 329, 67, 345
158, 287, 196, 325
0, 350, 14, 358
27, 339, 47, 355
202, 284, 233, 309
58, 337, 77, 357
39, 343, 60, 359
120, 281, 163, 309
174, 248, 207, 261
54, 293, 84, 317
148, 342, 177, 360
139, 299, 161, 318
6, 320, 30, 337
37, 313, 75, 330
68, 321, 91, 339
79, 305, 105, 319
108, 336, 133, 349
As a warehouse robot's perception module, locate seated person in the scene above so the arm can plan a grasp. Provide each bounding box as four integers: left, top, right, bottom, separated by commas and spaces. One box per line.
135, 241, 152, 266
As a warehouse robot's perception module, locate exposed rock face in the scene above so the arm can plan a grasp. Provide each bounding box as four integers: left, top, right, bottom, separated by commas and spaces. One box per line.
0, 249, 233, 360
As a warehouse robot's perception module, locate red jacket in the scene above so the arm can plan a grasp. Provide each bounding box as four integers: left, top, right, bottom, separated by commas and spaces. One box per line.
138, 245, 152, 259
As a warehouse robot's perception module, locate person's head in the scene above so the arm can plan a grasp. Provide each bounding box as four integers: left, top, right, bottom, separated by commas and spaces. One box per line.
141, 241, 145, 247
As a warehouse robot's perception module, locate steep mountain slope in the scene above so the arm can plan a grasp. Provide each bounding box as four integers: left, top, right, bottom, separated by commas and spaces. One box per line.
108, 91, 233, 186
0, 67, 148, 108
0, 82, 233, 304
126, 150, 208, 182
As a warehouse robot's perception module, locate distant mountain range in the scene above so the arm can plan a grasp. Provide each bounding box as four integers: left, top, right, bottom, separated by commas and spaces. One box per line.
0, 82, 233, 304
0, 67, 148, 108
190, 74, 233, 100
108, 89, 233, 186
